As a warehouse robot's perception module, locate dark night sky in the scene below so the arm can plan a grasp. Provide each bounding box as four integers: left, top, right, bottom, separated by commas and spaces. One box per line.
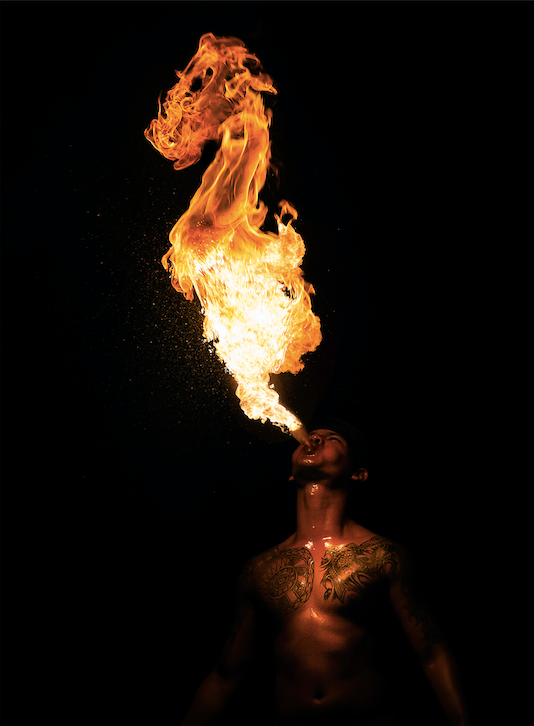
1, 2, 533, 725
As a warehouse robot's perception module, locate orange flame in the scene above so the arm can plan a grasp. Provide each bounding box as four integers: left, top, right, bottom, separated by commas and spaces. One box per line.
145, 33, 321, 444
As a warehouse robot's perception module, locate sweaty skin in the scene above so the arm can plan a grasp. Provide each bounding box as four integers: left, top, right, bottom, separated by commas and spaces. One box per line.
182, 430, 470, 726
235, 531, 406, 725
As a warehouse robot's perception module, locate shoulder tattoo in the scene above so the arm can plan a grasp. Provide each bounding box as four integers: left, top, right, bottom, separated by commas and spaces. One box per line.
320, 535, 394, 602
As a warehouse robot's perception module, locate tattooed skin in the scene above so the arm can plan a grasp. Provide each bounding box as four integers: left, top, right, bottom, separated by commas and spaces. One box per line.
252, 547, 314, 615
320, 536, 402, 602
218, 536, 444, 680
320, 537, 390, 602
320, 536, 444, 645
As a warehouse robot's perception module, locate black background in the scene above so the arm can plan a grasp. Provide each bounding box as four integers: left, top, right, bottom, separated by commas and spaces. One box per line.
1, 2, 533, 725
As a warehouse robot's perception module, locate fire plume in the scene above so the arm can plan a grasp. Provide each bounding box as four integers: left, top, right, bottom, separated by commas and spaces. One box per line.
145, 33, 321, 443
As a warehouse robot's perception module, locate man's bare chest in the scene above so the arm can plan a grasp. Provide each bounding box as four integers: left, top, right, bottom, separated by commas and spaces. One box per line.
249, 536, 399, 616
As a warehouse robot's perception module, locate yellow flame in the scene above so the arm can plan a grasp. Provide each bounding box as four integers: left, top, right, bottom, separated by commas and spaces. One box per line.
145, 34, 321, 442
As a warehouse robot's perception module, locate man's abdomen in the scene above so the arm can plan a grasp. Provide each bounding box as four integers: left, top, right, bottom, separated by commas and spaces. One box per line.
273, 627, 393, 724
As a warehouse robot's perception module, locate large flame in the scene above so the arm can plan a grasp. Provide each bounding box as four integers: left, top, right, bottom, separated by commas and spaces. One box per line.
145, 33, 321, 444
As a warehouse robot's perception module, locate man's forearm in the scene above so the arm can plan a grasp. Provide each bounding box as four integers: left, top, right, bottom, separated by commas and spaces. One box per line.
181, 669, 235, 725
421, 643, 470, 725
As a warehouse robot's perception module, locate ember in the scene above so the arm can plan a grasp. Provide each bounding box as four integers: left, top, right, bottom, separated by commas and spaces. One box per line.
145, 33, 321, 444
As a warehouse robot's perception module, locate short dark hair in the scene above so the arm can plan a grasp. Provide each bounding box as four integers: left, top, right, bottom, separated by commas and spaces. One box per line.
307, 415, 365, 470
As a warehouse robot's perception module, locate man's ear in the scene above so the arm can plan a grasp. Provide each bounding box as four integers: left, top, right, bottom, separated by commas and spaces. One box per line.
351, 468, 368, 482
289, 475, 294, 482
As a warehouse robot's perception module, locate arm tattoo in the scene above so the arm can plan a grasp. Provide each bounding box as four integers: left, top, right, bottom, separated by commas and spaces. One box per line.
387, 541, 445, 645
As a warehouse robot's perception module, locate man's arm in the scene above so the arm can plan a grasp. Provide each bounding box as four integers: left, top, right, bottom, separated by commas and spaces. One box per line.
181, 559, 259, 725
387, 544, 471, 726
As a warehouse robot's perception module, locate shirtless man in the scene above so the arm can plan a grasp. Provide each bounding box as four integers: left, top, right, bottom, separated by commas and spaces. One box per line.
181, 418, 470, 725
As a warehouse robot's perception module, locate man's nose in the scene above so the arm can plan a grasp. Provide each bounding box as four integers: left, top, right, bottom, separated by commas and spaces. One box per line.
307, 434, 323, 448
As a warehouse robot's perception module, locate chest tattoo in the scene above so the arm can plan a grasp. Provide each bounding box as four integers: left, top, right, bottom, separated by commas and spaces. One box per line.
320, 536, 397, 602
254, 547, 314, 614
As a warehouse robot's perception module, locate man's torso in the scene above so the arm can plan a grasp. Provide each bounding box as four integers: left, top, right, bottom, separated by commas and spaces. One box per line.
243, 529, 406, 724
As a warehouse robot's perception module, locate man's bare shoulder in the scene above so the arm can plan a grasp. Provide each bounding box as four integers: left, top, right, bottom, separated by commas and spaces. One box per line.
354, 530, 410, 565
272, 525, 408, 560
237, 545, 284, 589
242, 542, 312, 576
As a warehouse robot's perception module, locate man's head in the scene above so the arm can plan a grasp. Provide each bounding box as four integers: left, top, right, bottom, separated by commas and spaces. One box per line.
291, 416, 368, 486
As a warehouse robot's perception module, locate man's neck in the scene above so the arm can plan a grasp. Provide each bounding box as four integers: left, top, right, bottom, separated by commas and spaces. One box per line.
293, 478, 353, 543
